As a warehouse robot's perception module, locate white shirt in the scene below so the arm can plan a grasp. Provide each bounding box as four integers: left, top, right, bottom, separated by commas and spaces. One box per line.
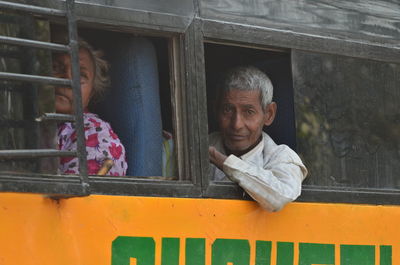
209, 131, 308, 212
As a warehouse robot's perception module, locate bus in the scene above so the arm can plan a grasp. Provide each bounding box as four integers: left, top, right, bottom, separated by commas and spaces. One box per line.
0, 0, 399, 264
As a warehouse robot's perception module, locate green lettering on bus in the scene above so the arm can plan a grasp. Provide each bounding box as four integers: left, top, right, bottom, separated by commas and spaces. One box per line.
162, 238, 180, 265
212, 239, 250, 265
111, 236, 392, 265
380, 245, 392, 265
277, 242, 293, 265
299, 243, 334, 265
186, 238, 206, 265
255, 241, 272, 265
112, 236, 155, 265
341, 245, 375, 265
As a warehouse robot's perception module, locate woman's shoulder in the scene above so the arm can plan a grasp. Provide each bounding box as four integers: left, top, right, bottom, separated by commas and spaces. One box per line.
83, 112, 122, 144
83, 112, 114, 132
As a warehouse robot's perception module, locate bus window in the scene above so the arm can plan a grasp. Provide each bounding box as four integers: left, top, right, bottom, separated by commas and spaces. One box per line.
0, 1, 196, 197
293, 50, 400, 190
203, 42, 304, 206
0, 11, 58, 175
51, 27, 178, 179
205, 43, 296, 150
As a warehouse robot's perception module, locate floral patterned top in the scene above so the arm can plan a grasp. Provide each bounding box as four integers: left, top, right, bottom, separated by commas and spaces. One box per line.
58, 112, 127, 176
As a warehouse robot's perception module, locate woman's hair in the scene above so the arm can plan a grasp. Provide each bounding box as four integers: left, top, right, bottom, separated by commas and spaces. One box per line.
216, 65, 273, 109
78, 39, 110, 103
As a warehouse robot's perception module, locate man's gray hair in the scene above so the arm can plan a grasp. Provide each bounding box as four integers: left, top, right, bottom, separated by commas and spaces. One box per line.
217, 66, 273, 109
78, 39, 110, 102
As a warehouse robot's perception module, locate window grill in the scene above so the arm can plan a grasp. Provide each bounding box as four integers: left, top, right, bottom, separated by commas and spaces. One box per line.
0, 0, 88, 194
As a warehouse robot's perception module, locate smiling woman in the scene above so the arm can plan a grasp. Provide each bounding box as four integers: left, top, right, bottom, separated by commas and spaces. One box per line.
53, 39, 128, 176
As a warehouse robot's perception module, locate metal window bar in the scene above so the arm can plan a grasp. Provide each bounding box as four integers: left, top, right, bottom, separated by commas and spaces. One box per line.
35, 113, 75, 122
0, 72, 71, 86
0, 0, 89, 192
0, 150, 76, 159
0, 1, 66, 17
0, 35, 69, 52
0, 114, 74, 129
65, 0, 88, 184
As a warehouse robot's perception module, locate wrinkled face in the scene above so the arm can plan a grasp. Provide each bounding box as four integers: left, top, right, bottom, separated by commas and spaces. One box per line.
53, 48, 95, 114
218, 90, 275, 156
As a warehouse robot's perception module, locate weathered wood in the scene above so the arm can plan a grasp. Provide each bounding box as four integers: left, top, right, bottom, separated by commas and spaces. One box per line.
190, 19, 210, 190
79, 0, 195, 17
32, 0, 192, 33
182, 19, 204, 185
201, 18, 400, 64
170, 36, 188, 181
200, 0, 400, 46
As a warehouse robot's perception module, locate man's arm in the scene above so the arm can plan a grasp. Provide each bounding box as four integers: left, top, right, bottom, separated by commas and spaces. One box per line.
209, 146, 306, 212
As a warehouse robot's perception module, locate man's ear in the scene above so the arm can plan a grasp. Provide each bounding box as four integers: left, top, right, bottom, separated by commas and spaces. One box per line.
263, 102, 277, 126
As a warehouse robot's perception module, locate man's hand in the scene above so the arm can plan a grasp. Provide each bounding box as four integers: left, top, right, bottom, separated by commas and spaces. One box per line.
209, 146, 227, 171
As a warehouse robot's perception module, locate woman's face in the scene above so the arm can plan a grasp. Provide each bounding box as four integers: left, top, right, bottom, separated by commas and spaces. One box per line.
53, 48, 95, 114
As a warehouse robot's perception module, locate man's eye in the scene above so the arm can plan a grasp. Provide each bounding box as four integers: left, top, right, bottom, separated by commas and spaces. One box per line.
222, 106, 232, 113
245, 109, 255, 115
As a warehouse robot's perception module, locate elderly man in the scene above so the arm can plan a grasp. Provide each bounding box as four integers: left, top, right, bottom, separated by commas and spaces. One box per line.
209, 66, 307, 211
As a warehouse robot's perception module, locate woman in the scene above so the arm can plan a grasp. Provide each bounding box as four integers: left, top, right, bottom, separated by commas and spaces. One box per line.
53, 39, 127, 176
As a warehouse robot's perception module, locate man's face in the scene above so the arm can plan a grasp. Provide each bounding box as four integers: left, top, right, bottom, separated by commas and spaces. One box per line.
53, 48, 95, 114
218, 90, 275, 156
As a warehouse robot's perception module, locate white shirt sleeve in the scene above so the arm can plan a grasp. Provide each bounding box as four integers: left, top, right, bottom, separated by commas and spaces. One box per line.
223, 154, 305, 212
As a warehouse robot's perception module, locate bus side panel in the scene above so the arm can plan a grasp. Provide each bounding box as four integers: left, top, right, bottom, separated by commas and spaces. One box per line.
0, 193, 398, 265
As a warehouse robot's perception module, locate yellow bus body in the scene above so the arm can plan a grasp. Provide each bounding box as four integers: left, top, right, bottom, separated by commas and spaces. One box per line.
0, 192, 397, 265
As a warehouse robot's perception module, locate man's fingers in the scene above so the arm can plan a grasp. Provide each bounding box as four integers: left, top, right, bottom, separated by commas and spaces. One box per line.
209, 146, 216, 158
208, 146, 227, 170
208, 146, 218, 164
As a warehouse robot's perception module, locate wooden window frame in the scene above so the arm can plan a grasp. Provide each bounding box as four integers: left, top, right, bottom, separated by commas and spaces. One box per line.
2, 0, 400, 205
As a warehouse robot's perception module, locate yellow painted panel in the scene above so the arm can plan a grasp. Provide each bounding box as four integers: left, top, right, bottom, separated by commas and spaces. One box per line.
0, 192, 399, 264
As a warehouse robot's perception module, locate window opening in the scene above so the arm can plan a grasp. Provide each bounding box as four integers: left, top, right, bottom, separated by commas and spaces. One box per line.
204, 42, 296, 152
203, 42, 307, 210
0, 0, 89, 194
0, 0, 198, 196
68, 27, 178, 180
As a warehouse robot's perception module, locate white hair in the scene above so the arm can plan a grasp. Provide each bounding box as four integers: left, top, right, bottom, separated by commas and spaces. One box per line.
217, 66, 273, 109
78, 39, 110, 103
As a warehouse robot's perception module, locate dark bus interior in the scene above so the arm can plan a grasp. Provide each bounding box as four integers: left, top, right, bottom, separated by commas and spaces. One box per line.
204, 43, 296, 150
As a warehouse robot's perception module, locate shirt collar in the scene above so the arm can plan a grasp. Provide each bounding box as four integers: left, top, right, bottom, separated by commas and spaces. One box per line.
240, 134, 264, 160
